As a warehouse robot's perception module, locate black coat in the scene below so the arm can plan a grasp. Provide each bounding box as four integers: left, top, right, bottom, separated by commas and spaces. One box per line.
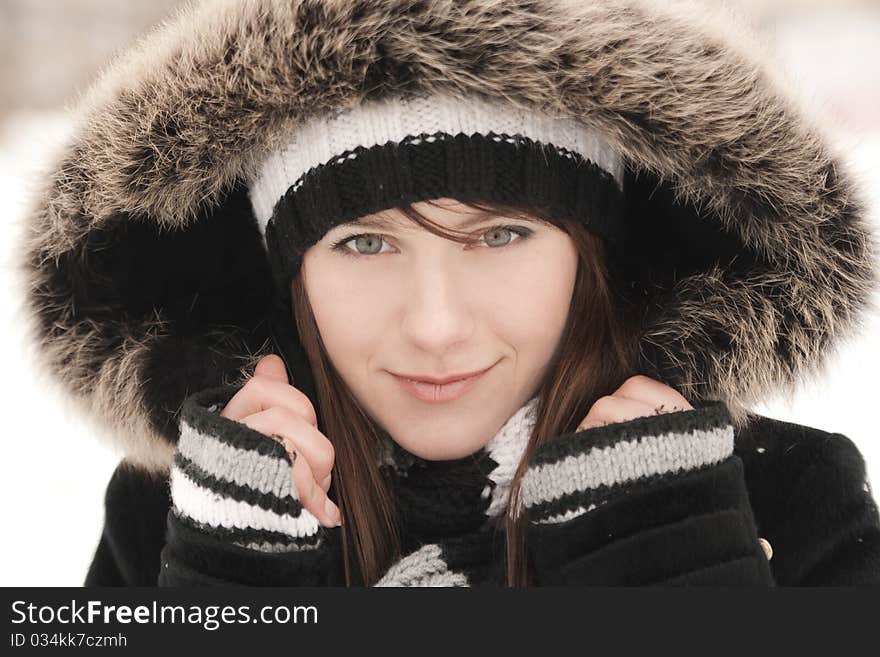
16, 0, 880, 586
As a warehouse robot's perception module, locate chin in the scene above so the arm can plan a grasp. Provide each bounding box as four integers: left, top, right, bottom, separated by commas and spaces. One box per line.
380, 414, 492, 461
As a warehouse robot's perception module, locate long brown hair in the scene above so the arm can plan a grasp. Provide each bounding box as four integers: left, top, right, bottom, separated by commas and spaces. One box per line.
289, 198, 642, 586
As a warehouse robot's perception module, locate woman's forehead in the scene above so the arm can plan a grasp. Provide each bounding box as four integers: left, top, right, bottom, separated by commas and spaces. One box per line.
342, 198, 524, 232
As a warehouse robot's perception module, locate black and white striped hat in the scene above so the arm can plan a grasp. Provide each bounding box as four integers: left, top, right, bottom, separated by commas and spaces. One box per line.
249, 90, 628, 287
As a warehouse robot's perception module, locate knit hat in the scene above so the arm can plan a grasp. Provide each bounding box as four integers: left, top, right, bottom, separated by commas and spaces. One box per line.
248, 90, 628, 290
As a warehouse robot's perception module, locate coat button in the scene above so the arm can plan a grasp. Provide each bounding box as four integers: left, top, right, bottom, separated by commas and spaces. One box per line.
758, 537, 773, 561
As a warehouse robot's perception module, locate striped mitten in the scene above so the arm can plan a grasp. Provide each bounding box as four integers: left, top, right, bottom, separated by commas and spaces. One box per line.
159, 384, 342, 586
520, 400, 775, 585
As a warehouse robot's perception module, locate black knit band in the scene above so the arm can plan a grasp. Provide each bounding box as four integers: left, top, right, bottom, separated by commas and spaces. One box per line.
264, 130, 626, 290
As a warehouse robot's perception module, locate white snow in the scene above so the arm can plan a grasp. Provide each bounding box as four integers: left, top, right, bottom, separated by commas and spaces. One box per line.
0, 113, 122, 586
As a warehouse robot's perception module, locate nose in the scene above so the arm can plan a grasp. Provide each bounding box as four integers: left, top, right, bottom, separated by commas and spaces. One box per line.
399, 257, 476, 355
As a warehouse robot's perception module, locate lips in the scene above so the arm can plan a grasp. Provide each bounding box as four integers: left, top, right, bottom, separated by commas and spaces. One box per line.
390, 364, 494, 403
392, 368, 491, 386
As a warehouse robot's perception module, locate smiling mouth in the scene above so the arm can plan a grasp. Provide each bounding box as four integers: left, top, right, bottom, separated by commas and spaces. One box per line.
390, 364, 494, 403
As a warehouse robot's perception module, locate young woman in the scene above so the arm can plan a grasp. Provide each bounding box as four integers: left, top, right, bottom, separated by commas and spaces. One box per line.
18, 0, 880, 586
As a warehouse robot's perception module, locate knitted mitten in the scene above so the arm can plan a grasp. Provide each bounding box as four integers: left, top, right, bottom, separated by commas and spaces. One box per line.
520, 400, 775, 585
161, 384, 342, 585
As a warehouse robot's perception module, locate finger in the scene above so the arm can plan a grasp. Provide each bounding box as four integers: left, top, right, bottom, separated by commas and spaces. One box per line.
221, 375, 318, 427
612, 375, 693, 412
237, 407, 335, 485
291, 444, 341, 528
253, 354, 289, 384
271, 437, 340, 528
579, 395, 657, 429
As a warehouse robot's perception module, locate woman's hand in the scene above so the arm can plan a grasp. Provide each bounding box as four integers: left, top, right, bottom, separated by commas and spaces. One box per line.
576, 375, 694, 431
220, 354, 341, 528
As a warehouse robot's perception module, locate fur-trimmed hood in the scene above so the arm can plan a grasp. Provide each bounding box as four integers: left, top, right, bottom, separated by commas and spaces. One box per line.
16, 0, 879, 473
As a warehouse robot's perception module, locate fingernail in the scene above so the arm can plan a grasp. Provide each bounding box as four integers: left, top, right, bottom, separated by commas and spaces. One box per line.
324, 499, 341, 526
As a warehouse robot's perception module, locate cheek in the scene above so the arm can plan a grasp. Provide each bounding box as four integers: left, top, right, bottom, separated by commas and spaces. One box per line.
492, 238, 578, 344
301, 259, 386, 368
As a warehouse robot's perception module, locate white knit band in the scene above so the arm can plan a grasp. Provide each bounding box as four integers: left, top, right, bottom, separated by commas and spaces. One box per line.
248, 91, 625, 242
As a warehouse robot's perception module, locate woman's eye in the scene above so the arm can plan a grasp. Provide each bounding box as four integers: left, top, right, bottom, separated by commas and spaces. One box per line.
329, 225, 533, 258
478, 226, 532, 248
331, 233, 392, 257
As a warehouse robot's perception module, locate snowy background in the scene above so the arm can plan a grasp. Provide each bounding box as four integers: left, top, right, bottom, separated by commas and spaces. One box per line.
1, 1, 879, 586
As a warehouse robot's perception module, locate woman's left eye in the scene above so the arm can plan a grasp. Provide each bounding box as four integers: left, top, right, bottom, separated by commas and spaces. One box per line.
477, 225, 533, 248
329, 225, 533, 258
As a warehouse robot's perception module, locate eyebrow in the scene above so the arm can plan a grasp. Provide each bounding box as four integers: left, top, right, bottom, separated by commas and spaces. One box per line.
340, 209, 533, 231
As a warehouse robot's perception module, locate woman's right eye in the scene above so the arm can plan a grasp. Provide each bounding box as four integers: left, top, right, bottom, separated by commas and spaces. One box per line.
330, 233, 393, 257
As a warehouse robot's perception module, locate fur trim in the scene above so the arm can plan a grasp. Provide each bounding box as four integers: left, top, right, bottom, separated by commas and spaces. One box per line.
16, 0, 879, 473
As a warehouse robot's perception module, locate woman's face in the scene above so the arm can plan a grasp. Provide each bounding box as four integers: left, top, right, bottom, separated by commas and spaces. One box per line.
300, 198, 578, 460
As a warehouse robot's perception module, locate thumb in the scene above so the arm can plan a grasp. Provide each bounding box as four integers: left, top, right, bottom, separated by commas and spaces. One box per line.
253, 354, 289, 384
